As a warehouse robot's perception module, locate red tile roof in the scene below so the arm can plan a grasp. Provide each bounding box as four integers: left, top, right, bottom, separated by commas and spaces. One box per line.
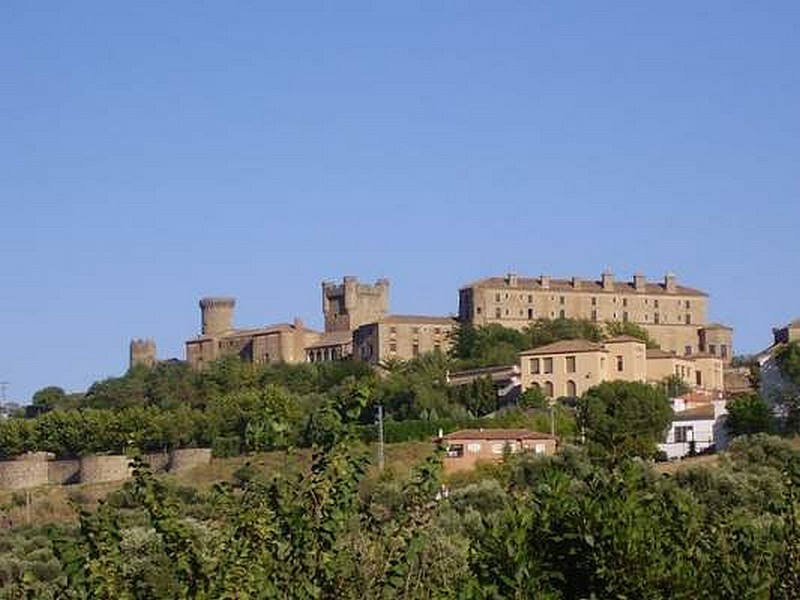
462, 276, 707, 297
442, 429, 556, 441
519, 339, 606, 356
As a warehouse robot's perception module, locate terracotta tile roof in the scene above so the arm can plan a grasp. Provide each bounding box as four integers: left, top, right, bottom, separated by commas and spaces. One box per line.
646, 348, 681, 360
520, 339, 606, 356
673, 404, 716, 421
462, 276, 707, 297
442, 429, 556, 441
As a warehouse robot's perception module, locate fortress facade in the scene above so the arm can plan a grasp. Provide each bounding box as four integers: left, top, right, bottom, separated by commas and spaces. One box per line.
130, 270, 733, 371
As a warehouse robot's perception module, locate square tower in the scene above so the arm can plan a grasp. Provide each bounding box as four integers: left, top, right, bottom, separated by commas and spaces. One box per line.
322, 276, 389, 333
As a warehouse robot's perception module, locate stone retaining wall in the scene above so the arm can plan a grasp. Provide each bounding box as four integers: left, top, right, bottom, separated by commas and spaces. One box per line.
79, 455, 133, 484
0, 456, 49, 490
48, 460, 81, 485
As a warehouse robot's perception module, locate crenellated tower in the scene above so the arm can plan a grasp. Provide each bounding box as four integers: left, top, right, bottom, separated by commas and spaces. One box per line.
129, 338, 157, 369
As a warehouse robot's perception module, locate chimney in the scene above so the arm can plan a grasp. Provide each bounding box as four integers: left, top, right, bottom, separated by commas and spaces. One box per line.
540, 275, 551, 290
601, 270, 614, 291
664, 273, 677, 293
633, 273, 646, 292
506, 272, 519, 287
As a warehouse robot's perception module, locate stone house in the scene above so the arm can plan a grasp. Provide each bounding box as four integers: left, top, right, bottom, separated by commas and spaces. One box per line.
438, 429, 557, 473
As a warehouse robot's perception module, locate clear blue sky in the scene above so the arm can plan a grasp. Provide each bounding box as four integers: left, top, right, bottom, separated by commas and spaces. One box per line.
1, 2, 798, 402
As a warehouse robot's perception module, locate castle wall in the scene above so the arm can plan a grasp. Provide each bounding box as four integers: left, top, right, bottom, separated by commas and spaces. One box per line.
48, 460, 81, 485
79, 455, 133, 484
0, 455, 49, 490
142, 452, 170, 473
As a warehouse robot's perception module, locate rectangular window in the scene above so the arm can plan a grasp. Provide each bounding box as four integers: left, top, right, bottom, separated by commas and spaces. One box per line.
685, 300, 691, 309
389, 342, 397, 353
434, 327, 441, 334
684, 346, 693, 356
591, 297, 597, 306
412, 327, 420, 334
528, 308, 534, 319
709, 344, 717, 355
559, 309, 565, 319
467, 443, 482, 453
616, 355, 624, 372
654, 313, 660, 324
560, 296, 565, 305
623, 298, 628, 307
675, 425, 694, 443
696, 371, 702, 386
566, 356, 576, 373
654, 299, 659, 308
491, 443, 505, 455
495, 293, 501, 302
528, 294, 533, 303
390, 326, 397, 334
534, 443, 546, 455
685, 314, 692, 325
495, 308, 502, 319
591, 310, 598, 321
623, 311, 629, 322
721, 344, 728, 359
530, 358, 540, 374
447, 444, 464, 458
412, 343, 420, 358
544, 357, 553, 374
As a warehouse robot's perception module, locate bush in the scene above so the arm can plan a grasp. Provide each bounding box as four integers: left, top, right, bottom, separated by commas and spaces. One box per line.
212, 436, 241, 458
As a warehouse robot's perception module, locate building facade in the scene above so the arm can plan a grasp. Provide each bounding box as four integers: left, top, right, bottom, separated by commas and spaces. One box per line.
459, 271, 733, 362
519, 336, 725, 398
439, 429, 557, 473
352, 315, 456, 364
758, 318, 800, 404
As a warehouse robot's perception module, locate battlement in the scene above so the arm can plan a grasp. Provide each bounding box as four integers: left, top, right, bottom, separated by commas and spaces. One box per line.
322, 276, 389, 333
129, 338, 157, 369
200, 296, 236, 335
199, 296, 236, 309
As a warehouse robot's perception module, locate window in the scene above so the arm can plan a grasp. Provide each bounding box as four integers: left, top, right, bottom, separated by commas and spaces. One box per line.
623, 298, 628, 307
566, 380, 577, 397
560, 296, 565, 305
623, 311, 629, 322
389, 342, 397, 353
528, 294, 533, 303
684, 345, 692, 356
467, 443, 482, 453
528, 308, 534, 319
591, 310, 598, 321
505, 308, 510, 316
696, 371, 702, 386
543, 381, 554, 397
433, 342, 441, 352
491, 443, 505, 455
495, 293, 501, 302
390, 326, 397, 334
685, 314, 692, 325
412, 327, 420, 334
495, 308, 502, 319
434, 327, 441, 334
530, 358, 540, 374
534, 443, 546, 455
721, 344, 728, 359
591, 297, 597, 306
654, 299, 659, 308
566, 356, 576, 373
654, 313, 660, 324
685, 300, 691, 309
559, 309, 565, 319
709, 344, 717, 355
675, 425, 694, 443
476, 307, 482, 314
447, 444, 464, 458
616, 355, 624, 372
544, 357, 553, 374
412, 343, 420, 358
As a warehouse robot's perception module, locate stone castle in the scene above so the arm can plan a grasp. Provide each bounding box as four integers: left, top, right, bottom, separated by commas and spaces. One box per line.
130, 270, 734, 373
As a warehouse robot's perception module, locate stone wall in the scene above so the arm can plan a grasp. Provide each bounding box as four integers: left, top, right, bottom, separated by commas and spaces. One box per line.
79, 455, 133, 484
169, 448, 212, 473
0, 448, 214, 490
0, 455, 49, 490
48, 460, 81, 485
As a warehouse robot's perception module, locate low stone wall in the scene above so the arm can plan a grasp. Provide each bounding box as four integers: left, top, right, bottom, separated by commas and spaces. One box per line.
169, 448, 212, 473
0, 455, 49, 490
142, 452, 170, 473
48, 460, 81, 485
79, 455, 133, 485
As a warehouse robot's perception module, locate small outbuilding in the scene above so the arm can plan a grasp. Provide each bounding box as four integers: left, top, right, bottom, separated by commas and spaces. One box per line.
437, 429, 557, 473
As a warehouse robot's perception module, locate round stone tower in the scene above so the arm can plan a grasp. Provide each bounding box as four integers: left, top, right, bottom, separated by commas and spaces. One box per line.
129, 338, 157, 369
199, 297, 236, 336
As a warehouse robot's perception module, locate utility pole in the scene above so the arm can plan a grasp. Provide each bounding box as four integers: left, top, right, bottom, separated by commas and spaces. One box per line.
549, 399, 556, 437
377, 404, 385, 471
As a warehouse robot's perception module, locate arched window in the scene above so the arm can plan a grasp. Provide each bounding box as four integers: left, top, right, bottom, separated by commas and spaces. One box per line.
532, 382, 541, 390
544, 381, 554, 398
566, 380, 577, 397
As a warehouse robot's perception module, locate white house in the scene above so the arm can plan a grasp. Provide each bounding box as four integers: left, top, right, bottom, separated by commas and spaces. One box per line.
660, 397, 728, 460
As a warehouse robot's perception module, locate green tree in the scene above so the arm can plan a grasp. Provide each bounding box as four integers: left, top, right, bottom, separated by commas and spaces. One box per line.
776, 341, 800, 386
31, 386, 67, 411
578, 381, 673, 462
726, 393, 773, 437
604, 321, 659, 348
